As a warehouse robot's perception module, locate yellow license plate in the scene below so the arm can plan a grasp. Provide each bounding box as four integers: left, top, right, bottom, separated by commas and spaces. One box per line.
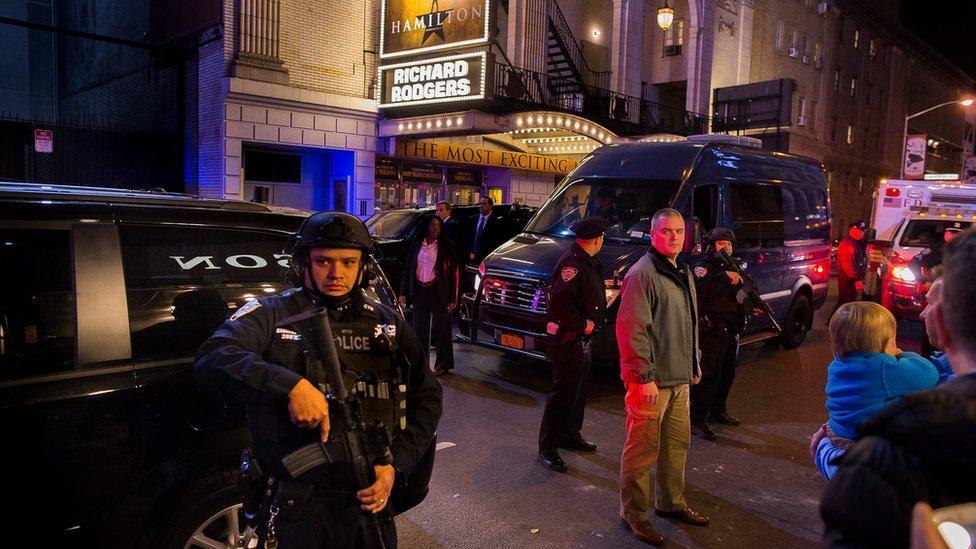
500, 333, 524, 349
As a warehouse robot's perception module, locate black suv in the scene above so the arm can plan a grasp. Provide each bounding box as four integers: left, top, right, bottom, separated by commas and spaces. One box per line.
0, 183, 398, 547
365, 203, 537, 291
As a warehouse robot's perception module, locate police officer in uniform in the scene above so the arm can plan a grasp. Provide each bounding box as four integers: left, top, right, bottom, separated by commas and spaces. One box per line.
537, 217, 607, 472
195, 212, 442, 548
690, 228, 754, 441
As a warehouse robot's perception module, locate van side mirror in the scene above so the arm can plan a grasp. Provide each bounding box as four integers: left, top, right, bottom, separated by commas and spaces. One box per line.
683, 216, 702, 254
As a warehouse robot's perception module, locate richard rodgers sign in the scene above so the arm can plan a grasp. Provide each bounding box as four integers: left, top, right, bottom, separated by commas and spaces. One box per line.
379, 52, 485, 108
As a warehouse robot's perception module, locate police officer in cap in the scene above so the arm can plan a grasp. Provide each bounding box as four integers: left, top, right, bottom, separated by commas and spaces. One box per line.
538, 217, 608, 472
195, 211, 442, 547
690, 228, 757, 441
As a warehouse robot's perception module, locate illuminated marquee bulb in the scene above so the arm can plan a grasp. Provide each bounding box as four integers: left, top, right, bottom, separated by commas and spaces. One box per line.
407, 122, 414, 130
397, 123, 404, 131
516, 118, 524, 127
456, 117, 464, 126
425, 121, 432, 129
446, 118, 453, 127
435, 119, 442, 128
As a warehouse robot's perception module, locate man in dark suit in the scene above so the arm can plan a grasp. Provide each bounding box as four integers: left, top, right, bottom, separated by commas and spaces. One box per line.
400, 216, 459, 376
466, 196, 499, 266
435, 200, 459, 246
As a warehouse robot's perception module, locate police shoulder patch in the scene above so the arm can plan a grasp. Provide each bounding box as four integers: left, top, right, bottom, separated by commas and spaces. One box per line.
230, 299, 261, 321
694, 266, 708, 278
561, 267, 578, 282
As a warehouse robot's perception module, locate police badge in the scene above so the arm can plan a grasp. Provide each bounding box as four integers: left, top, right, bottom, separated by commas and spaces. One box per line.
561, 267, 578, 282
694, 266, 708, 278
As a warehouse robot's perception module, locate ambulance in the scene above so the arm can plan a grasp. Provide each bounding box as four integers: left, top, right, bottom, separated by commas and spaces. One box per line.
864, 178, 975, 320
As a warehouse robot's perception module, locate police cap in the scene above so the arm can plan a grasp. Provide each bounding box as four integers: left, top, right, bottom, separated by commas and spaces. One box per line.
573, 217, 607, 239
704, 227, 736, 243
294, 211, 374, 253
848, 220, 867, 230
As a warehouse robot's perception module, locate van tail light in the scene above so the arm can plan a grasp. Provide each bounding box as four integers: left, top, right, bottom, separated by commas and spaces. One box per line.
810, 260, 830, 284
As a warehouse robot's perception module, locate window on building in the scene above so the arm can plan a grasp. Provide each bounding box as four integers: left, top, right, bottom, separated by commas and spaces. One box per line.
802, 35, 810, 63
853, 28, 860, 49
833, 69, 841, 92
774, 20, 784, 52
847, 124, 854, 145
664, 19, 685, 55
798, 97, 807, 126
837, 16, 845, 43
831, 116, 838, 142
850, 77, 857, 99
814, 42, 823, 69
789, 29, 799, 57
244, 150, 301, 183
869, 38, 877, 58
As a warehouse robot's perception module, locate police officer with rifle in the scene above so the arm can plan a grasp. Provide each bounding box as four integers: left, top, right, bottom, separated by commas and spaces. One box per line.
690, 228, 766, 441
195, 211, 442, 548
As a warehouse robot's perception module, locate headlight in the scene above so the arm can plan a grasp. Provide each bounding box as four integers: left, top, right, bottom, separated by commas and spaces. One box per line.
891, 266, 916, 283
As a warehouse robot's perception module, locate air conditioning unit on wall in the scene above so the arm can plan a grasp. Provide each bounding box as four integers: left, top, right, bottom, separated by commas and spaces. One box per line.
788, 47, 798, 58
817, 1, 829, 15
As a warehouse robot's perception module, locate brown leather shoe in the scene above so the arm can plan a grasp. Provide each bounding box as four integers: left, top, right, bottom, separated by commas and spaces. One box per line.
621, 518, 665, 546
656, 507, 710, 526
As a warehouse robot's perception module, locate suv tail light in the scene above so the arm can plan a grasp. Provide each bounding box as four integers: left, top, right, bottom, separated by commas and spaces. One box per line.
474, 262, 487, 293
888, 254, 916, 284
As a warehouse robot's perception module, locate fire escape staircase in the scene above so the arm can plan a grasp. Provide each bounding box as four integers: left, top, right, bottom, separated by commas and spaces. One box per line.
545, 2, 611, 116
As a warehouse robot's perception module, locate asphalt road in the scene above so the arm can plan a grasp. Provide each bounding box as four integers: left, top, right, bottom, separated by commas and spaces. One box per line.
396, 282, 925, 548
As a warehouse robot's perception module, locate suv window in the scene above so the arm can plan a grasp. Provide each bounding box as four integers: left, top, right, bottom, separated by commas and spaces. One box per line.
730, 183, 785, 248
899, 220, 973, 248
0, 229, 75, 378
120, 225, 292, 359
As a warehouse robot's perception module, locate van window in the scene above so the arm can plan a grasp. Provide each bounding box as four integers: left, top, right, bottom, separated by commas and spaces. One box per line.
782, 186, 830, 241
730, 183, 785, 248
692, 184, 720, 232
120, 226, 292, 359
525, 178, 681, 242
0, 229, 75, 378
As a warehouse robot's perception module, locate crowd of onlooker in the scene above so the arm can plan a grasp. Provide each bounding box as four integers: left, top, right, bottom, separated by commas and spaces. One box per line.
813, 227, 976, 547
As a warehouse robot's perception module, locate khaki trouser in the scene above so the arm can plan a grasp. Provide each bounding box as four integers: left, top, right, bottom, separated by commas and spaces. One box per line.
620, 383, 691, 523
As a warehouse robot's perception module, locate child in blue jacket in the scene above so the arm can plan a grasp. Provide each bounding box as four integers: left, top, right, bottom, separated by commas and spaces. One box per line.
810, 301, 939, 479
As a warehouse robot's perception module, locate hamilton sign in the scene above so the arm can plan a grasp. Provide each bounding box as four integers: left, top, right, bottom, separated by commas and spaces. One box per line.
381, 0, 490, 58
379, 52, 485, 108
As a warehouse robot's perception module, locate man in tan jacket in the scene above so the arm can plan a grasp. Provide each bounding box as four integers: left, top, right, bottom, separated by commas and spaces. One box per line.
617, 208, 708, 546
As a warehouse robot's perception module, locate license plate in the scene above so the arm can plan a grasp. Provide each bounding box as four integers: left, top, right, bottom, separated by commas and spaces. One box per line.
499, 333, 524, 349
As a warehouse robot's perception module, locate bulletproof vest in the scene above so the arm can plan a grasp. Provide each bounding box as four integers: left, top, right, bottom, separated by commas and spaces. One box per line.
315, 300, 407, 434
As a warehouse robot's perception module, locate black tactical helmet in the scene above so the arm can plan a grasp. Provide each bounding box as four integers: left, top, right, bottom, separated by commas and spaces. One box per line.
293, 211, 374, 253
704, 227, 736, 244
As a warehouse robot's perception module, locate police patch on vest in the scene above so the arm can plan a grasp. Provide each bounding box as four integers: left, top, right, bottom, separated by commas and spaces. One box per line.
229, 299, 261, 321
561, 267, 578, 282
694, 266, 707, 278
373, 324, 396, 338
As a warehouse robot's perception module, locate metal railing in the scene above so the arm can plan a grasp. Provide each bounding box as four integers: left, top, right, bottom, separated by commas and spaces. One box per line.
492, 60, 709, 136
549, 2, 611, 89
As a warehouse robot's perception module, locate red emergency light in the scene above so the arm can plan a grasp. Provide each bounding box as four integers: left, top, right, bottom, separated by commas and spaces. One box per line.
885, 187, 901, 197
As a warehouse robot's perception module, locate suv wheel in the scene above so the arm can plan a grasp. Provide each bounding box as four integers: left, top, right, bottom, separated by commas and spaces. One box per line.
779, 294, 812, 349
155, 468, 256, 549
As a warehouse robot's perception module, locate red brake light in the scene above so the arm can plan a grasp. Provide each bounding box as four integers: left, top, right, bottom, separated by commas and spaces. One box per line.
885, 187, 901, 197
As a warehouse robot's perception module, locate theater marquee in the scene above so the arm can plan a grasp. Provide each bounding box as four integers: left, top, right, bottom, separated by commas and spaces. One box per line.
378, 52, 486, 108
396, 140, 578, 175
380, 0, 491, 58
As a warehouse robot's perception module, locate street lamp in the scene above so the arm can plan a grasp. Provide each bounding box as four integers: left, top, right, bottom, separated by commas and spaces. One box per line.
899, 98, 974, 178
657, 0, 674, 31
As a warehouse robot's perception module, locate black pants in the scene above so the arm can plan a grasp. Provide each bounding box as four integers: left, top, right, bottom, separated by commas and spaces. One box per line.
412, 284, 454, 372
690, 328, 738, 423
259, 485, 397, 549
539, 337, 591, 453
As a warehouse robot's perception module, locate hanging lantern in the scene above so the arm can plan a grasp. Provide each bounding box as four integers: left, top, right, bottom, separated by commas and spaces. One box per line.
657, 0, 674, 31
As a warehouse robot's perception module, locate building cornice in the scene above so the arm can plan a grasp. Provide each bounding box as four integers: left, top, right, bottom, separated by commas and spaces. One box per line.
224, 77, 379, 120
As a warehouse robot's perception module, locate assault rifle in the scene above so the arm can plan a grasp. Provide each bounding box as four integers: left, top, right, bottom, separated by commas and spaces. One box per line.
716, 248, 782, 334
277, 307, 392, 549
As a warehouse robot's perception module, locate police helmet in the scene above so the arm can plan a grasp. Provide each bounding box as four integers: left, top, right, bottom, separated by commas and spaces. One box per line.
293, 211, 374, 254
704, 227, 736, 244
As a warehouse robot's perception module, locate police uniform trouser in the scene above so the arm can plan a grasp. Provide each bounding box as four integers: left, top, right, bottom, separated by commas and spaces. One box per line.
259, 485, 397, 549
539, 337, 591, 452
690, 326, 738, 423
829, 276, 859, 319
412, 284, 454, 372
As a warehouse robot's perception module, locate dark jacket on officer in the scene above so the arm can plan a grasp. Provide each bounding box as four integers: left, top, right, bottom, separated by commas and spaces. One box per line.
692, 253, 747, 331
194, 287, 442, 494
549, 242, 606, 342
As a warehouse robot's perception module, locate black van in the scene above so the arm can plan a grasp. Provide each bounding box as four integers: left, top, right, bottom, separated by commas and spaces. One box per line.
459, 138, 832, 363
0, 183, 398, 547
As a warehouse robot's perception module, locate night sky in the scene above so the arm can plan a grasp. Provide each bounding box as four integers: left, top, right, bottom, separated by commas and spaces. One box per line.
901, 2, 976, 81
